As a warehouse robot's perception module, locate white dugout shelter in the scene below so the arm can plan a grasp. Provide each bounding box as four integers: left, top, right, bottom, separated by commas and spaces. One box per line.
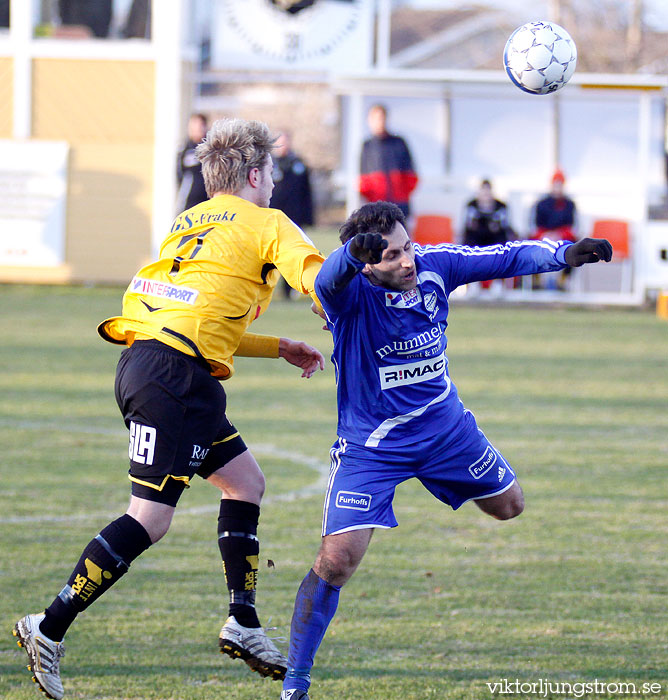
2, 0, 668, 304
336, 69, 668, 305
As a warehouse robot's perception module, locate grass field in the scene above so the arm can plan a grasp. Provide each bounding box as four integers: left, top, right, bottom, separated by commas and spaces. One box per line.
1, 284, 667, 700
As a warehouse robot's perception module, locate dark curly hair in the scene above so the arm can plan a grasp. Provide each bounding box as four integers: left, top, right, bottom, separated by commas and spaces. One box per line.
339, 201, 406, 244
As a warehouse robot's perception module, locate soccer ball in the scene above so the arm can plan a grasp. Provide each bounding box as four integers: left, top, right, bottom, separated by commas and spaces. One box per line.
503, 21, 577, 95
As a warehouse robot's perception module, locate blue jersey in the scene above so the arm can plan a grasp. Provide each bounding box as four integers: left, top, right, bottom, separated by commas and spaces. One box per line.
315, 238, 571, 449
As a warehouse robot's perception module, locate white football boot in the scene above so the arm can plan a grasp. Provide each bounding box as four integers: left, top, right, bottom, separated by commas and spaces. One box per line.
13, 613, 66, 700
219, 615, 287, 680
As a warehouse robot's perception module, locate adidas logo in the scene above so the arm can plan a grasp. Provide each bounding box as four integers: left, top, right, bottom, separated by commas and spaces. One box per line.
498, 465, 506, 482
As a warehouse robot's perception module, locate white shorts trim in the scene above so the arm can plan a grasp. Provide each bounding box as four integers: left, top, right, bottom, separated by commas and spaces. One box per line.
325, 523, 393, 536
322, 437, 346, 536
466, 477, 516, 504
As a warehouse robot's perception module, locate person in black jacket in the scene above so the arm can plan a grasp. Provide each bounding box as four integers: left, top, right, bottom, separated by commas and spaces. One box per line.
270, 130, 315, 299
176, 114, 209, 212
463, 179, 514, 248
463, 179, 516, 294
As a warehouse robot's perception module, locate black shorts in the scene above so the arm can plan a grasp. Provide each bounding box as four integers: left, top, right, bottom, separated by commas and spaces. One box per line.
114, 340, 247, 505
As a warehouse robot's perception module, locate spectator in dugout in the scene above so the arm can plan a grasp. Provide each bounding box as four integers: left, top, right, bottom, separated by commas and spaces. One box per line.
530, 169, 578, 290
463, 178, 516, 294
463, 178, 515, 248
359, 104, 418, 218
532, 169, 578, 243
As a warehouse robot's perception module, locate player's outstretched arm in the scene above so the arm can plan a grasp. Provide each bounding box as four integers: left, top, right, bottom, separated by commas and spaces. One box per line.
564, 237, 613, 267
278, 337, 325, 378
315, 234, 387, 306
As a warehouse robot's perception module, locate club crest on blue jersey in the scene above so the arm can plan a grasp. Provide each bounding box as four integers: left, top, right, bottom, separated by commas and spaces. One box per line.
385, 288, 422, 308
423, 290, 439, 320
424, 291, 437, 313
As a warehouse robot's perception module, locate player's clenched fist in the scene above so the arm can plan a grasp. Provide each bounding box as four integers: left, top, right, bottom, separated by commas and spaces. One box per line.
349, 233, 388, 264
564, 237, 613, 267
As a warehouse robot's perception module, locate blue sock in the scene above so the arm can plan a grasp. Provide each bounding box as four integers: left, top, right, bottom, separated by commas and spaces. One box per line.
283, 569, 341, 692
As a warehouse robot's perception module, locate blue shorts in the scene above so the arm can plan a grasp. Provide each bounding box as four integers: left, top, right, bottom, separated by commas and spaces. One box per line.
322, 410, 516, 536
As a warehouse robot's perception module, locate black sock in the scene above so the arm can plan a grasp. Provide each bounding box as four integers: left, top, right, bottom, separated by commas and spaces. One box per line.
40, 514, 152, 641
217, 499, 261, 628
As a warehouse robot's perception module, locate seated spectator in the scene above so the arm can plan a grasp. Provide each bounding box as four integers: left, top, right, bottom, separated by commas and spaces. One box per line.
463, 179, 515, 247
463, 179, 515, 295
530, 169, 578, 290
532, 169, 577, 242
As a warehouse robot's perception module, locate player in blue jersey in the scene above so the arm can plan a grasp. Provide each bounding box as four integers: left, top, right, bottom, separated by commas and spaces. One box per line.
279, 201, 612, 700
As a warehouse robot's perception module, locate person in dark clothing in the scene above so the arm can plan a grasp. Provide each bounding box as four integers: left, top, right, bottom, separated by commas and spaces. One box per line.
533, 169, 577, 241
0, 0, 9, 28
463, 179, 516, 294
270, 130, 315, 299
176, 114, 209, 212
531, 169, 578, 290
270, 131, 314, 230
58, 0, 112, 38
359, 104, 418, 218
463, 179, 514, 248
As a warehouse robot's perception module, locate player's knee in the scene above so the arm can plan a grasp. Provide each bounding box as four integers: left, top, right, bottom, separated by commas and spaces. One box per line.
496, 490, 524, 520
127, 506, 174, 543
209, 452, 266, 503
478, 482, 524, 520
147, 519, 171, 543
128, 483, 180, 541
317, 561, 351, 587
240, 470, 265, 503
315, 548, 357, 586
255, 471, 266, 500
210, 472, 265, 503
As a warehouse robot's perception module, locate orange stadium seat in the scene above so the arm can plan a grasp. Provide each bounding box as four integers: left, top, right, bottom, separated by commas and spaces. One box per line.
591, 219, 630, 260
588, 219, 632, 293
412, 215, 453, 246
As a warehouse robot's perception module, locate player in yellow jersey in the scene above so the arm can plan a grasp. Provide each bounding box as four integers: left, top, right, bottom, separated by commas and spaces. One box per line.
14, 118, 326, 700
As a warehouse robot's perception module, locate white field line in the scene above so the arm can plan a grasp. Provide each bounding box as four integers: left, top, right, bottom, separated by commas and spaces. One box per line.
0, 419, 330, 524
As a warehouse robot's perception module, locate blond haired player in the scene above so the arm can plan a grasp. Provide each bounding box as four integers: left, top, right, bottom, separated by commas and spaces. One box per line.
13, 118, 325, 699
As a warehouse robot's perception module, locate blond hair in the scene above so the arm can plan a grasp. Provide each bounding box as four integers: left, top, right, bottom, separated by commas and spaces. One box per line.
196, 118, 275, 197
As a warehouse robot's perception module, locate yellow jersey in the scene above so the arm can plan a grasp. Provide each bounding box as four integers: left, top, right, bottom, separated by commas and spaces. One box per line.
98, 194, 324, 379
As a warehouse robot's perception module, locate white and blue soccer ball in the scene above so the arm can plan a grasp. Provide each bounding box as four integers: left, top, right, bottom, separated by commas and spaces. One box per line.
503, 21, 577, 95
